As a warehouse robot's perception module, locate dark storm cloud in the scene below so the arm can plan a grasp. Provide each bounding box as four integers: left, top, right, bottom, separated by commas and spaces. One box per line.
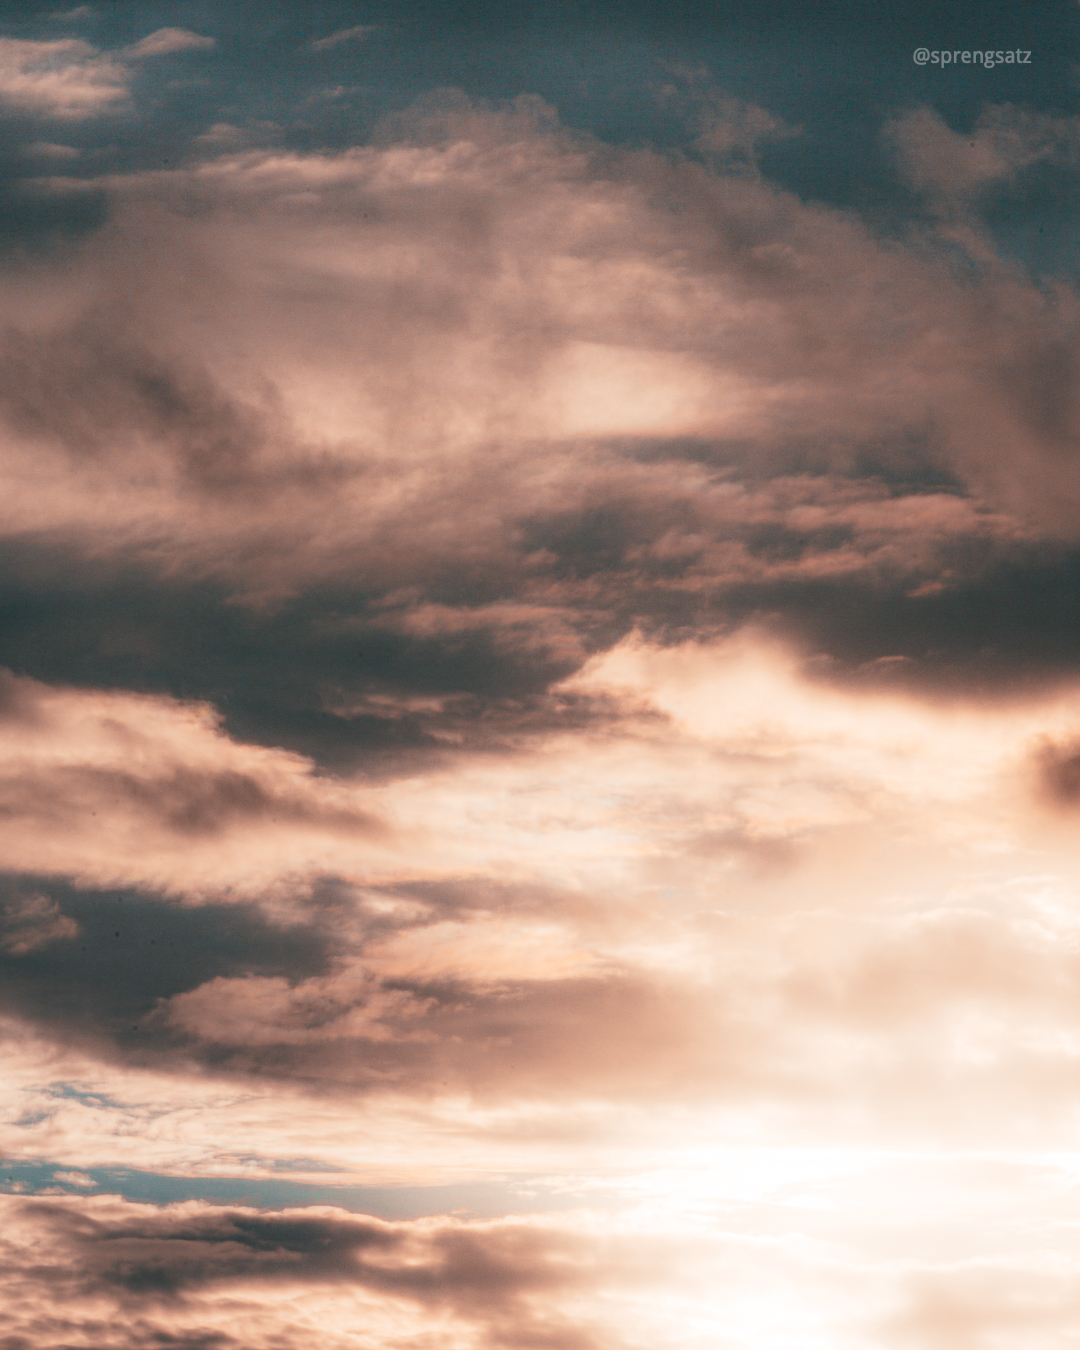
0, 502, 1070, 771
701, 548, 1080, 698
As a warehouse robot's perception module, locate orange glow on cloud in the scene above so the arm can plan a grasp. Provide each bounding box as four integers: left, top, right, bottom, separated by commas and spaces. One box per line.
2, 71, 1080, 1350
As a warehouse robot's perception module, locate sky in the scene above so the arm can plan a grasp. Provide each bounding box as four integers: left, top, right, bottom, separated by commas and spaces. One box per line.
1, 1, 1080, 1347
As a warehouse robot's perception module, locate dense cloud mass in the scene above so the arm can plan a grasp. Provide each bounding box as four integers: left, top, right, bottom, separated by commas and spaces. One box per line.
1, 0, 1080, 1346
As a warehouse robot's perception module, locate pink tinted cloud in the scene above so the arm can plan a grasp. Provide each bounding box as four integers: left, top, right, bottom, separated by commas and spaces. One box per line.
3, 96, 1076, 634
0, 670, 390, 896
0, 37, 127, 118
3, 1184, 1080, 1350
0, 29, 215, 122
1, 96, 1080, 1347
889, 103, 1080, 202
0, 1195, 617, 1350
5, 632, 1080, 1148
124, 28, 215, 59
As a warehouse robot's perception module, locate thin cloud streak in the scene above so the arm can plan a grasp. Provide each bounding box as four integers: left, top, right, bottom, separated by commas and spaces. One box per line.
124, 29, 216, 60
311, 25, 379, 52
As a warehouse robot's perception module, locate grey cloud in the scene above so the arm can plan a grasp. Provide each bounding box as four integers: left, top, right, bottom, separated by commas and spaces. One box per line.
0, 1196, 608, 1350
0, 558, 603, 773
888, 103, 1080, 204
1032, 736, 1080, 806
0, 323, 316, 495
0, 874, 333, 1054
155, 971, 731, 1100
0, 761, 382, 839
0, 101, 1070, 690
0, 865, 738, 1102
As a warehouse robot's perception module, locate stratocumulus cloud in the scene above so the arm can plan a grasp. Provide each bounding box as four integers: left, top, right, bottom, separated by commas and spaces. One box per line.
0, 3, 1079, 1346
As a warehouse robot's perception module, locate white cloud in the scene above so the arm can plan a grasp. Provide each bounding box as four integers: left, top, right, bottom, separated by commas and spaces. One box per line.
51, 1169, 95, 1186
0, 37, 126, 118
888, 103, 1080, 203
0, 29, 212, 121
311, 24, 378, 52
124, 28, 216, 59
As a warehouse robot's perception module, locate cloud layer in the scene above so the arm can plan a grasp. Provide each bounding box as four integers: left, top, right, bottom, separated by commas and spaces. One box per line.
0, 25, 1079, 1348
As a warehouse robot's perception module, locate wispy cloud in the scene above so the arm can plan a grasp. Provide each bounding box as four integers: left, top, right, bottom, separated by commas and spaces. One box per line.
311, 24, 379, 52
22, 138, 79, 156
124, 28, 216, 59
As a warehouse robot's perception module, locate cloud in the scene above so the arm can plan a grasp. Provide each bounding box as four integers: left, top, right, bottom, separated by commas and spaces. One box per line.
1031, 735, 1080, 806
0, 889, 78, 955
0, 670, 389, 896
3, 1187, 1080, 1350
655, 68, 801, 171
124, 29, 217, 60
7, 97, 1077, 595
880, 1264, 1080, 1350
2, 86, 1080, 1350
2, 629, 1080, 1148
195, 121, 245, 145
889, 103, 1080, 203
0, 29, 214, 121
311, 25, 379, 52
0, 37, 127, 118
52, 1169, 95, 1186
0, 144, 1080, 1138
3, 97, 1074, 681
22, 139, 80, 157
0, 1195, 614, 1350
